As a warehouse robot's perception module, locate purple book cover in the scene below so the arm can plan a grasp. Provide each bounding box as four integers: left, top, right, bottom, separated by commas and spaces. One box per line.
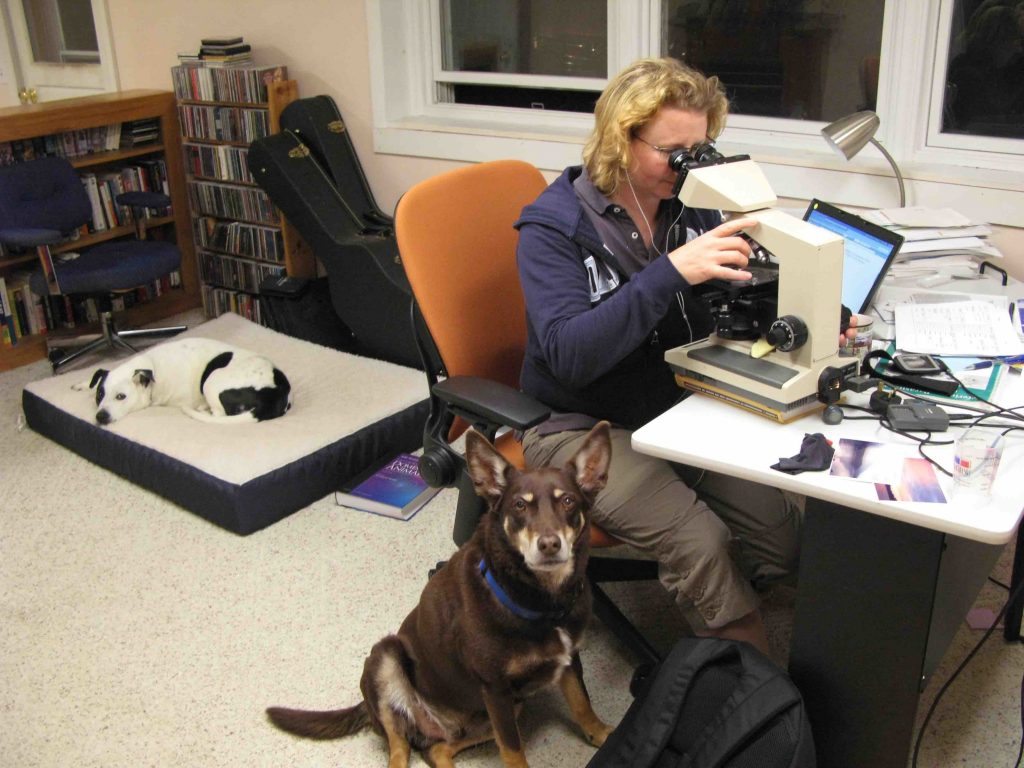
349, 453, 426, 507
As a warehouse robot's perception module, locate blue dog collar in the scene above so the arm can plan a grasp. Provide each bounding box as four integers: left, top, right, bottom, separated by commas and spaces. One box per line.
478, 558, 565, 622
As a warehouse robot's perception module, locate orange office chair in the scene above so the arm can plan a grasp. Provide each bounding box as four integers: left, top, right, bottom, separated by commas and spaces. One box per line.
395, 159, 660, 666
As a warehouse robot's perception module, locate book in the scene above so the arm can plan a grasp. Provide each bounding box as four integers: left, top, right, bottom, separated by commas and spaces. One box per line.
201, 36, 243, 47
883, 343, 1001, 402
0, 276, 17, 345
334, 453, 439, 521
81, 173, 107, 231
200, 44, 251, 56
201, 54, 255, 68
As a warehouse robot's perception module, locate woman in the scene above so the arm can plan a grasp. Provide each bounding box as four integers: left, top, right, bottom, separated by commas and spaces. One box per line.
515, 58, 795, 655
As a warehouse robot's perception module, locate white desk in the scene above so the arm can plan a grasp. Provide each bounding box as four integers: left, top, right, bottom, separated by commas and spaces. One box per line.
633, 381, 1024, 768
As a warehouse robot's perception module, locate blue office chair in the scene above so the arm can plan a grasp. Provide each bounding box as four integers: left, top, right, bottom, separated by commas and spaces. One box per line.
0, 156, 185, 371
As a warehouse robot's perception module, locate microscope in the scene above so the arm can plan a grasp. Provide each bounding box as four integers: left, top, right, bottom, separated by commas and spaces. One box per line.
664, 145, 854, 422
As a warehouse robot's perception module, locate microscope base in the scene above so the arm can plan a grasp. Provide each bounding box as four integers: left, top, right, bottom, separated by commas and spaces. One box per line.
675, 373, 825, 424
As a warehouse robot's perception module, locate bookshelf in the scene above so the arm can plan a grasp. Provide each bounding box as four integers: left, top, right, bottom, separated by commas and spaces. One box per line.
171, 65, 314, 325
0, 90, 199, 372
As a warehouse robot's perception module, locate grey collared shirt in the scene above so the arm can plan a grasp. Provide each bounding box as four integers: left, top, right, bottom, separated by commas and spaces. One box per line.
573, 168, 678, 277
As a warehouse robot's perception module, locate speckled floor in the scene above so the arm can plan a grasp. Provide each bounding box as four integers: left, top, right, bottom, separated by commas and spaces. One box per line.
1, 313, 1021, 767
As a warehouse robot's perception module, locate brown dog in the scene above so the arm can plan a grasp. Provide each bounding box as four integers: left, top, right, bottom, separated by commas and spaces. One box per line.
267, 421, 614, 767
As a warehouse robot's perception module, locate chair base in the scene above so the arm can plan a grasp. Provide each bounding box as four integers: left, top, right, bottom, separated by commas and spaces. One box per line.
589, 556, 662, 668
47, 311, 186, 373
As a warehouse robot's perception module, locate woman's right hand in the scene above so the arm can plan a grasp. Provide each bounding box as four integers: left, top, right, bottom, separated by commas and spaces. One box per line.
668, 217, 757, 285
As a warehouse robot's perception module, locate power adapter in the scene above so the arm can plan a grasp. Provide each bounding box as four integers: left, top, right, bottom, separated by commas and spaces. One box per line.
886, 401, 950, 432
869, 388, 901, 415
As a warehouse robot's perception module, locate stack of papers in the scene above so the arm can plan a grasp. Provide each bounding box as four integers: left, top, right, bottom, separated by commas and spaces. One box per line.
862, 207, 1002, 279
894, 300, 1024, 357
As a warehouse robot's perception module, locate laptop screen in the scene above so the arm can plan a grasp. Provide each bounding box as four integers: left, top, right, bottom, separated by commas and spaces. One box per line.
803, 199, 904, 314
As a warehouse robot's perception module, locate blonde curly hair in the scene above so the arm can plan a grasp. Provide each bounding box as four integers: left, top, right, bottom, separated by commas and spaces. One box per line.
583, 58, 729, 195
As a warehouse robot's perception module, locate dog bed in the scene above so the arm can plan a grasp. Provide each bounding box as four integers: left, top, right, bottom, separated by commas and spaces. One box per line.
21, 313, 429, 535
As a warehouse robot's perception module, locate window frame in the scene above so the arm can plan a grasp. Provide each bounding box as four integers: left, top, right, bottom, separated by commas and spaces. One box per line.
366, 0, 1024, 226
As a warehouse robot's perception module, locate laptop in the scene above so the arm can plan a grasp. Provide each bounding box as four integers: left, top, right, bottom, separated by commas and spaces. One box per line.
803, 199, 905, 314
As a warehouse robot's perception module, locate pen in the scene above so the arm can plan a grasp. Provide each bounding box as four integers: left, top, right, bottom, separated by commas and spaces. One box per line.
963, 355, 1024, 370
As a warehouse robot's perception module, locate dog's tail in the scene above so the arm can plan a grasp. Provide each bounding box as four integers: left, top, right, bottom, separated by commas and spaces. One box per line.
180, 407, 257, 424
266, 701, 371, 740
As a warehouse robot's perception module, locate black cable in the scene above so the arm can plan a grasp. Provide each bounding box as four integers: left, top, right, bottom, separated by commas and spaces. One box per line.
912, 575, 1024, 768
875, 416, 955, 476
826, 399, 993, 477
991, 576, 1012, 591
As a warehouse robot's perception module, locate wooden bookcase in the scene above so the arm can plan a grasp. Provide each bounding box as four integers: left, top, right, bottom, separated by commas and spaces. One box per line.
171, 67, 314, 325
0, 89, 200, 372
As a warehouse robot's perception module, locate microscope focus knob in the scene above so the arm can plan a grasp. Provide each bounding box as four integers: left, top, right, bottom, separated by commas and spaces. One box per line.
766, 315, 809, 352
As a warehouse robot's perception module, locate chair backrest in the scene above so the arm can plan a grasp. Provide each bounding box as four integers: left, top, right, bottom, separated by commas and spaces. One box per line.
395, 159, 547, 387
0, 156, 92, 233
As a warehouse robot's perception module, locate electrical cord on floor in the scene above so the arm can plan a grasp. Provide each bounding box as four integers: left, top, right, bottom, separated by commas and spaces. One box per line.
911, 575, 1024, 768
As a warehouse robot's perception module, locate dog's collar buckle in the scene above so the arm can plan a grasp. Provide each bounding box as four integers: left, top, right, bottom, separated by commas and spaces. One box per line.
478, 559, 566, 622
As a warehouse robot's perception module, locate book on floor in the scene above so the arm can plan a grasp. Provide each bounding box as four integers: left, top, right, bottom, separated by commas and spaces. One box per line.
335, 453, 439, 521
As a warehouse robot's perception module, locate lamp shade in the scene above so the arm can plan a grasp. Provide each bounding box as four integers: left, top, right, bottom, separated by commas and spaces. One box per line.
821, 110, 881, 160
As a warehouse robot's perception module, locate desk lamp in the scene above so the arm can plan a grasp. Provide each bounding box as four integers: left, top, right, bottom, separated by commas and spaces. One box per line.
821, 110, 906, 207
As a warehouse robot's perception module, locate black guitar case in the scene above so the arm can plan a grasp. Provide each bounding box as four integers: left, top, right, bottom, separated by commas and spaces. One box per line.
279, 96, 394, 234
247, 130, 421, 369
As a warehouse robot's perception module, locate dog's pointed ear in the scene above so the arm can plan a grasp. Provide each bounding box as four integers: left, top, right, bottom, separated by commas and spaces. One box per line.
568, 420, 612, 499
465, 429, 513, 504
88, 369, 109, 390
132, 369, 155, 387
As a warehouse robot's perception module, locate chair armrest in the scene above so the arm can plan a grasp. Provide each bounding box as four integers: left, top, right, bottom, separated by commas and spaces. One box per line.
116, 191, 171, 210
432, 375, 550, 432
423, 376, 550, 546
0, 227, 64, 248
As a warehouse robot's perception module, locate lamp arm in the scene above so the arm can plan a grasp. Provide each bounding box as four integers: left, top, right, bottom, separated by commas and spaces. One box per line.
868, 137, 906, 207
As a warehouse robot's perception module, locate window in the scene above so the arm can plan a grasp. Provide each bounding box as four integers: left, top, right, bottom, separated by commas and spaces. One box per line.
661, 0, 885, 122
939, 0, 1024, 140
21, 0, 99, 64
368, 0, 1024, 224
439, 0, 607, 112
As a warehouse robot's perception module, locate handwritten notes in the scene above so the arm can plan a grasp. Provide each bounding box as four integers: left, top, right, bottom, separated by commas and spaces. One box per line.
894, 300, 1024, 357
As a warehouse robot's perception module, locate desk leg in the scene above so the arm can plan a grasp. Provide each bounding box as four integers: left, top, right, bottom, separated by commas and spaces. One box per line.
1005, 522, 1023, 642
788, 499, 998, 768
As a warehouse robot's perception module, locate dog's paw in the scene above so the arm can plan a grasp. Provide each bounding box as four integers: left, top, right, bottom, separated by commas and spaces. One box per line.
585, 721, 614, 747
71, 380, 89, 391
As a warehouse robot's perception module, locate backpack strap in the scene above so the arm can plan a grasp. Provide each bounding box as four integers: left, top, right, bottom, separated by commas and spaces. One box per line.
681, 644, 806, 768
594, 638, 743, 768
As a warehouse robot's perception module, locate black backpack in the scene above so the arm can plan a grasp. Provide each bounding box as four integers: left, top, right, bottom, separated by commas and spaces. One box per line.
587, 638, 816, 768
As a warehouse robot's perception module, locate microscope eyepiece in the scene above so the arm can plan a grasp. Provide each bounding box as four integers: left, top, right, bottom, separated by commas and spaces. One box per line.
691, 141, 723, 163
668, 141, 724, 172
